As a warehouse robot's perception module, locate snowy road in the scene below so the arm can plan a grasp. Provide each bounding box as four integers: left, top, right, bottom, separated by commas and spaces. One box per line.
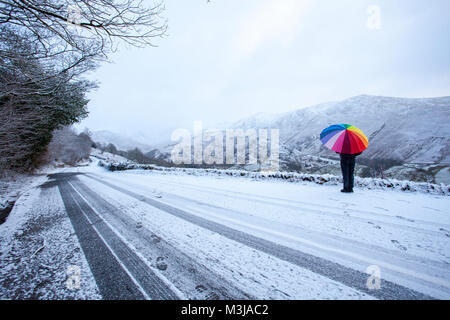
39, 165, 450, 300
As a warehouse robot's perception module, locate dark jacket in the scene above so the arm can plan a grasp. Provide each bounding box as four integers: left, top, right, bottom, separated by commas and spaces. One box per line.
337, 152, 362, 191
339, 152, 362, 161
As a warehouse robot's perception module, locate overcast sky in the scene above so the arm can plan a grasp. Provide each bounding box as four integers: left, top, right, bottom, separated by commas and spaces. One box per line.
78, 0, 450, 144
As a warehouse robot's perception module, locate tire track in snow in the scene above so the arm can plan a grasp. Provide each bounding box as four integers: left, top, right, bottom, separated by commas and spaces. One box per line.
56, 174, 179, 300
69, 176, 252, 300
150, 177, 449, 234
84, 173, 434, 300
92, 171, 449, 275
164, 191, 450, 275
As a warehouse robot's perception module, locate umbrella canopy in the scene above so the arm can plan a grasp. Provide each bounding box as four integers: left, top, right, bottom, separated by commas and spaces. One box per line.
320, 124, 369, 154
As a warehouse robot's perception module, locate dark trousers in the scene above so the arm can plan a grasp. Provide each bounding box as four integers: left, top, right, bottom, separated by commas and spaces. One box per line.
340, 156, 356, 191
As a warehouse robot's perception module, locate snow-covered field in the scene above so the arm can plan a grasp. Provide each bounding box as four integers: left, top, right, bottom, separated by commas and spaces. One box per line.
1, 159, 449, 299
100, 160, 450, 196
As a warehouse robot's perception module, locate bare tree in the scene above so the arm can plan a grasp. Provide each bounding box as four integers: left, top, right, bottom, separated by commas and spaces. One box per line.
104, 143, 118, 155
0, 58, 93, 170
0, 0, 167, 77
46, 126, 92, 165
0, 0, 167, 171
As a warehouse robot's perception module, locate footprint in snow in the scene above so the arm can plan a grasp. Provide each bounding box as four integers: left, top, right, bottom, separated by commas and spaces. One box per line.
422, 206, 441, 212
156, 257, 168, 271
367, 221, 381, 229
195, 285, 220, 300
151, 234, 161, 243
391, 240, 407, 251
396, 215, 415, 223
195, 285, 207, 293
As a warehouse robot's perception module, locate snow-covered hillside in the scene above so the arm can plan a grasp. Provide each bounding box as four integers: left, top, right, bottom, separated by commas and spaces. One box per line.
144, 95, 450, 164
233, 95, 450, 164
2, 159, 449, 299
91, 130, 154, 153
88, 95, 449, 183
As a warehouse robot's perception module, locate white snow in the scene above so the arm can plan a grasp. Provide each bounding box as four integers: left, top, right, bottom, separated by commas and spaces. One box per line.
0, 170, 101, 299
2, 158, 449, 299
79, 164, 450, 299
435, 167, 450, 185
146, 95, 450, 166
90, 148, 130, 163
0, 172, 46, 211
98, 160, 450, 195
231, 95, 450, 164
78, 173, 374, 299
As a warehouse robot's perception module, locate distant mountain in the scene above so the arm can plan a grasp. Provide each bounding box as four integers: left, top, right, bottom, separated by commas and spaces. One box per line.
233, 95, 450, 164
91, 130, 154, 153
145, 95, 450, 170
231, 111, 285, 129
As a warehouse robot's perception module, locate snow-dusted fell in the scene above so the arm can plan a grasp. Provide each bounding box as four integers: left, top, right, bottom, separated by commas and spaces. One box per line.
95, 95, 450, 177
233, 95, 450, 164
231, 111, 286, 129
91, 130, 154, 153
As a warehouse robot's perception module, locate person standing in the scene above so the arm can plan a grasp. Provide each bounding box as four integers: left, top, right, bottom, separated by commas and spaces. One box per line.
339, 152, 362, 193
320, 124, 368, 193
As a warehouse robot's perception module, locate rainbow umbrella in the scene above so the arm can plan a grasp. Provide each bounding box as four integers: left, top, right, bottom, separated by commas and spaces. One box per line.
320, 124, 369, 154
